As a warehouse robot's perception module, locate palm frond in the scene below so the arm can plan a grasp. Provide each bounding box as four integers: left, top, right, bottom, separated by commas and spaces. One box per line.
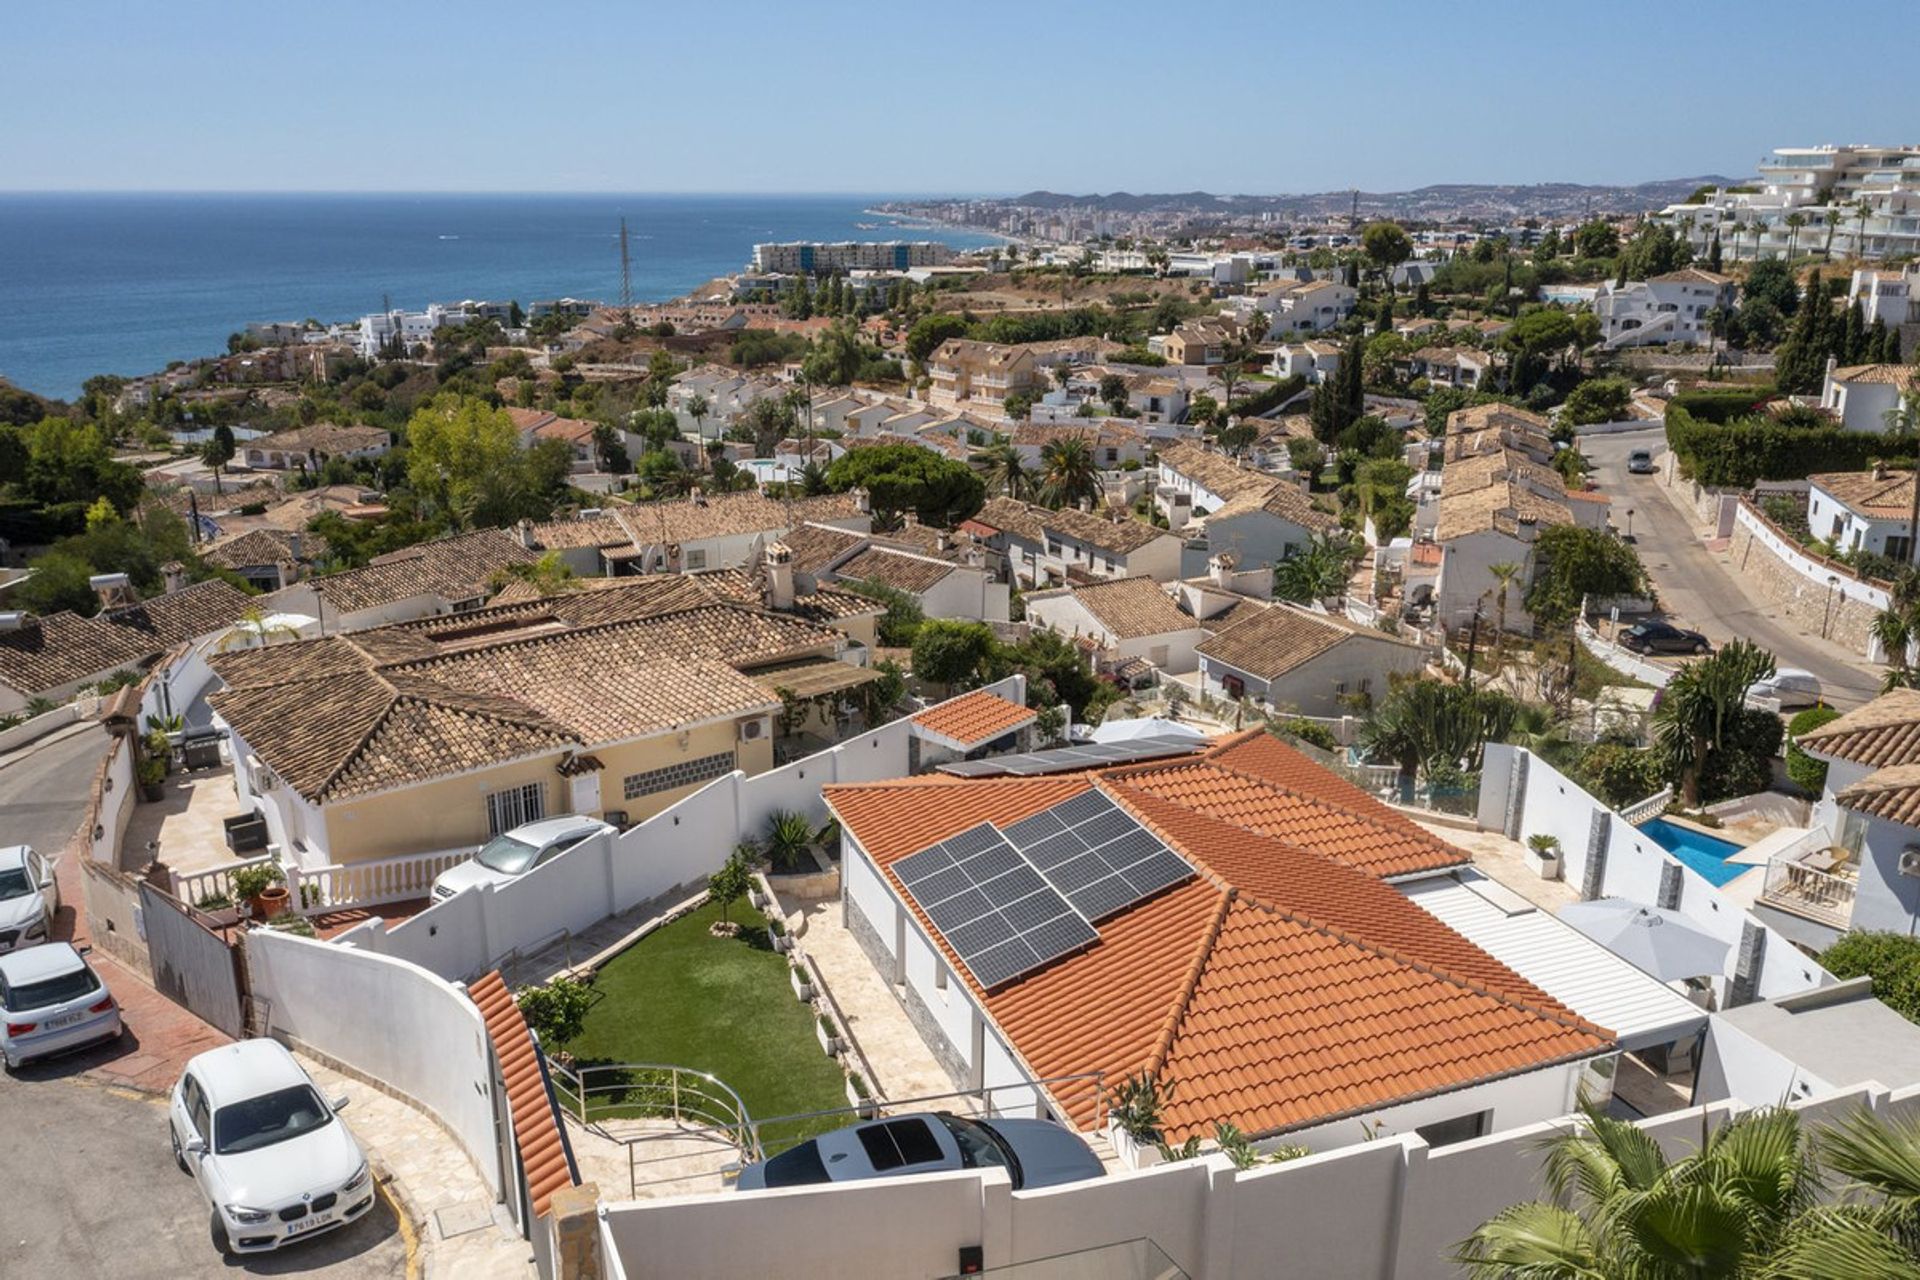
1452, 1202, 1607, 1280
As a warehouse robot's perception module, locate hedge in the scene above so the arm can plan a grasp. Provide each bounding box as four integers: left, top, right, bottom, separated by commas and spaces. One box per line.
1229, 374, 1308, 420
1785, 705, 1842, 793
1665, 385, 1777, 424
1666, 405, 1917, 488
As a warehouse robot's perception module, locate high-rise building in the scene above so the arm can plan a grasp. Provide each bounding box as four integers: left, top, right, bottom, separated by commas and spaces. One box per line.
751, 241, 955, 274
1655, 145, 1920, 263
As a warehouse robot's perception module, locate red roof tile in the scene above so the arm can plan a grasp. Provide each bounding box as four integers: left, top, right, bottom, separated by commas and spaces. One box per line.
470, 971, 576, 1217
911, 689, 1036, 748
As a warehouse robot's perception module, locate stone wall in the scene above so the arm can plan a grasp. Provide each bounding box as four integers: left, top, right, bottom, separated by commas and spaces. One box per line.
1729, 502, 1886, 656
843, 891, 970, 1094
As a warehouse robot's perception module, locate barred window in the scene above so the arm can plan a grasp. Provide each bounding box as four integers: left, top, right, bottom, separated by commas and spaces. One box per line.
623, 751, 735, 801
485, 782, 545, 836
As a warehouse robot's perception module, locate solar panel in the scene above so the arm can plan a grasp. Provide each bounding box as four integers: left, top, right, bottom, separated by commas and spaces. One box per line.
894, 822, 1098, 989
1001, 792, 1199, 922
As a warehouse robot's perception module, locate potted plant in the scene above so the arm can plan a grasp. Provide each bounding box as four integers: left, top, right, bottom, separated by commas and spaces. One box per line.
768, 915, 791, 954
845, 1071, 878, 1118
1527, 833, 1563, 881
516, 977, 593, 1070
815, 1012, 841, 1058
230, 860, 288, 920
136, 751, 168, 802
1103, 1071, 1172, 1171
789, 961, 815, 1003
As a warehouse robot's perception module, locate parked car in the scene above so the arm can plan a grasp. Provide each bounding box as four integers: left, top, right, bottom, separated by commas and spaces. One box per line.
430, 815, 616, 901
169, 1039, 374, 1255
735, 1112, 1105, 1193
0, 941, 121, 1070
1747, 668, 1823, 709
0, 845, 59, 953
1619, 620, 1711, 655
1626, 448, 1656, 474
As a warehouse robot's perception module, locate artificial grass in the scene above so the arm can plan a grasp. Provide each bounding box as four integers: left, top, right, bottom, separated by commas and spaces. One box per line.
567, 899, 850, 1131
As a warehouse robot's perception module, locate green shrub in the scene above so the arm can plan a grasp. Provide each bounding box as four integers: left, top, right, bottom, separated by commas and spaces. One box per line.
1821, 932, 1920, 1024
1785, 706, 1842, 793
1666, 404, 1917, 488
516, 977, 594, 1051
1275, 718, 1339, 752
1575, 742, 1665, 809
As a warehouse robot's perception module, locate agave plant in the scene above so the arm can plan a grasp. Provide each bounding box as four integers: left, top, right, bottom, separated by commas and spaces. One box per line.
763, 810, 818, 874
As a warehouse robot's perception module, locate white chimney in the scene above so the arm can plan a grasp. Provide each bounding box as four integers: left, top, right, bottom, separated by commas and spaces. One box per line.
1209, 552, 1238, 588
764, 542, 795, 611
161, 561, 188, 594
515, 518, 536, 549
850, 486, 871, 515
286, 532, 303, 562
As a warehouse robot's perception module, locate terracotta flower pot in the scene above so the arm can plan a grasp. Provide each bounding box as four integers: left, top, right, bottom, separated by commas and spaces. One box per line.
252, 884, 291, 920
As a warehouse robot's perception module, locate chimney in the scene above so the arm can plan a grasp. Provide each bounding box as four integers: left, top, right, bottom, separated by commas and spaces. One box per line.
515, 518, 536, 550
1209, 552, 1238, 588
850, 486, 871, 515
286, 532, 303, 562
764, 542, 795, 611
688, 486, 706, 506
1874, 461, 1889, 480
935, 530, 951, 553
161, 561, 188, 594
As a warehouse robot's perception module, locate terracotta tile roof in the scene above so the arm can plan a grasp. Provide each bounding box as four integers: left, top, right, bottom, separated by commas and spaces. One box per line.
588, 491, 867, 552
973, 496, 1047, 543
525, 512, 630, 552
1436, 479, 1573, 541
1798, 689, 1920, 768
1054, 577, 1198, 641
306, 529, 538, 614
1652, 267, 1733, 286
824, 732, 1606, 1141
1443, 448, 1567, 500
779, 522, 868, 574
1197, 602, 1417, 682
1039, 505, 1171, 555
911, 689, 1036, 748
1445, 403, 1551, 437
833, 546, 957, 595
1836, 763, 1920, 825
1206, 478, 1342, 533
104, 580, 256, 650
1157, 443, 1275, 502
1811, 469, 1917, 518
202, 528, 328, 572
468, 972, 576, 1217
248, 423, 390, 455
1830, 364, 1919, 389
0, 611, 155, 696
688, 569, 883, 624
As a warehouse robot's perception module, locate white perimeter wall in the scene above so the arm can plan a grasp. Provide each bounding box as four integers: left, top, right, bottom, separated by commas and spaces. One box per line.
598, 1084, 1920, 1280
246, 929, 501, 1197
340, 678, 1027, 982
1479, 745, 1832, 1009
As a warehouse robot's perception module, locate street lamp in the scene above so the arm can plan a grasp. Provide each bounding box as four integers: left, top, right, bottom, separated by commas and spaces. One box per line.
1625, 507, 1635, 541
1821, 574, 1841, 640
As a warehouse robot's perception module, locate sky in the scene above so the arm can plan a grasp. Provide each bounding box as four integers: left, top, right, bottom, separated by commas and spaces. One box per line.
4, 1, 1918, 196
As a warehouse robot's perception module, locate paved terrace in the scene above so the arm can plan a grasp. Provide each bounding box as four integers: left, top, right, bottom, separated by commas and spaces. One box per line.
123, 766, 248, 878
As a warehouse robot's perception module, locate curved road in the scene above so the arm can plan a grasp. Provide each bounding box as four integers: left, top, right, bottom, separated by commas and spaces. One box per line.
0, 721, 111, 855
1581, 426, 1883, 711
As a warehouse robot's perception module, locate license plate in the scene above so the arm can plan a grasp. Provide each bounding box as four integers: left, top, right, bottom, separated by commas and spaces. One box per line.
284, 1212, 334, 1237
43, 1011, 85, 1030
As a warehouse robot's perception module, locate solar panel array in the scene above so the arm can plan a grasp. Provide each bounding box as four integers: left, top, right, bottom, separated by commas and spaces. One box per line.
893, 823, 1099, 989
934, 735, 1205, 779
1004, 791, 1197, 922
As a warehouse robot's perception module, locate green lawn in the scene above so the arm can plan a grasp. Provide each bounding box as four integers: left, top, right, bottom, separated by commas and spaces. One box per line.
567, 899, 850, 1132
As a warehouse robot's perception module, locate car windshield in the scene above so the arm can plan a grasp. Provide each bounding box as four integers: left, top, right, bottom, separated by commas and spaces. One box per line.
214, 1084, 332, 1154
475, 835, 540, 875
4, 965, 97, 1013
938, 1115, 1012, 1173
0, 868, 31, 900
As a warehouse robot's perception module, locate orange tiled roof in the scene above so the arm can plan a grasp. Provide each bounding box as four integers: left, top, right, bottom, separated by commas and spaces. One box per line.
823, 731, 1601, 1142
469, 972, 576, 1217
911, 689, 1036, 748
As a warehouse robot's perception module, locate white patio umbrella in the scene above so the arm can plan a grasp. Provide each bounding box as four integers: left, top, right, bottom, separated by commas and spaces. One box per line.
1555, 898, 1731, 982
1090, 717, 1206, 745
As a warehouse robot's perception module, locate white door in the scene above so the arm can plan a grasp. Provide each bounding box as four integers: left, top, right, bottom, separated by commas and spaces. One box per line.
569, 770, 602, 816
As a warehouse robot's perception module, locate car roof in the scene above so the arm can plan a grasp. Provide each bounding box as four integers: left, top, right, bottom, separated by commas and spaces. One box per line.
509, 815, 608, 843
185, 1038, 311, 1105
0, 846, 30, 871
0, 941, 85, 985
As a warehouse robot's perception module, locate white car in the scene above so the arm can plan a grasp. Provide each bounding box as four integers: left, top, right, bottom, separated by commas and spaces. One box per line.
0, 942, 122, 1070
169, 1039, 375, 1255
430, 815, 615, 901
0, 844, 60, 953
1748, 668, 1823, 710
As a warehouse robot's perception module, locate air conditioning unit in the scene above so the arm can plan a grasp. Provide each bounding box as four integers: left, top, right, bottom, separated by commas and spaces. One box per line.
739, 718, 767, 742
1900, 848, 1920, 879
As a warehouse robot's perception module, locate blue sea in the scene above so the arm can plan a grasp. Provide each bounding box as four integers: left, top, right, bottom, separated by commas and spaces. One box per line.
0, 194, 1003, 400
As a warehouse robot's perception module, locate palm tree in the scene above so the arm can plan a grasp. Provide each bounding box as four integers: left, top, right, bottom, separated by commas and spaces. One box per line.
1786, 211, 1808, 261
218, 606, 304, 651
971, 441, 1031, 500
1856, 198, 1875, 259
1458, 1106, 1920, 1280
686, 394, 709, 445
1485, 561, 1523, 677
1652, 639, 1775, 807
1036, 437, 1100, 510
1273, 533, 1357, 605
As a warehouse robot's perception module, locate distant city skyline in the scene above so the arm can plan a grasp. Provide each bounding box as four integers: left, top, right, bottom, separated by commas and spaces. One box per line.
3, 1, 1917, 195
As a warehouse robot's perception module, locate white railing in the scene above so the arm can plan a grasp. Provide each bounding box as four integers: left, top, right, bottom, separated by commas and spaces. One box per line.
170, 846, 472, 914
1760, 847, 1858, 930
1620, 786, 1675, 826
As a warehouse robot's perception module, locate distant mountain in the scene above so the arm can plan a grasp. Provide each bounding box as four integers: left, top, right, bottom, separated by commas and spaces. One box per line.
992, 177, 1743, 219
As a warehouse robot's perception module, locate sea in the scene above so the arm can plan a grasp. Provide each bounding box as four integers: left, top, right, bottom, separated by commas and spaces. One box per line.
0, 193, 1004, 401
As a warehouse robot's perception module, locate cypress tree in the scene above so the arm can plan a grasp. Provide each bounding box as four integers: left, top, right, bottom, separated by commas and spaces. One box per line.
1868, 316, 1891, 363
1842, 300, 1866, 365
1774, 270, 1826, 393
1708, 233, 1723, 273
1376, 297, 1394, 335
1414, 282, 1431, 317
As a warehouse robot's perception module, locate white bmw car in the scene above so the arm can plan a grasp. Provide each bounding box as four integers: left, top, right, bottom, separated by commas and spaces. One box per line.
0, 845, 61, 953
168, 1039, 376, 1255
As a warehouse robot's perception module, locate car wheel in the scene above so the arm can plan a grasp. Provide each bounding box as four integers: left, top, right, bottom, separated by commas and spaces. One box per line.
1694, 641, 1709, 654
209, 1211, 232, 1257
170, 1126, 189, 1173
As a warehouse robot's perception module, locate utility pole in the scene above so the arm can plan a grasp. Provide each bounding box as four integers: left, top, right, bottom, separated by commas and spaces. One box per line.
619, 217, 633, 315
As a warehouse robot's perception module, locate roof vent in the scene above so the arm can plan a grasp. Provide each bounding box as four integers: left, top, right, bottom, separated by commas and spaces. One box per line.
0, 612, 23, 632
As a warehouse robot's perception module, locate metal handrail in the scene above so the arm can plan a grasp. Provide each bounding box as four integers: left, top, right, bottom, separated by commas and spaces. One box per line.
552, 1060, 760, 1157
489, 925, 574, 979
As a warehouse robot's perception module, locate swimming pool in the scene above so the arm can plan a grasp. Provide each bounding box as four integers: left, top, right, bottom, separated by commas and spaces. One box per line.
1636, 818, 1750, 887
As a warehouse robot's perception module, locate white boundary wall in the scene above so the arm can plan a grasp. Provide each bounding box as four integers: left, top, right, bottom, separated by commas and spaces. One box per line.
0, 696, 102, 754
246, 929, 502, 1197
1479, 745, 1831, 1007
597, 1083, 1920, 1280
1735, 499, 1890, 613
335, 678, 1027, 982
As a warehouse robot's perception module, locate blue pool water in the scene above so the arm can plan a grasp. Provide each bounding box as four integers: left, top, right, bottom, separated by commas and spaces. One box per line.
1636, 818, 1749, 887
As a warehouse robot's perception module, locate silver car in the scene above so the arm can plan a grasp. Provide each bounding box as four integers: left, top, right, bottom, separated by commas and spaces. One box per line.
0, 942, 122, 1070
430, 815, 614, 901
736, 1112, 1106, 1192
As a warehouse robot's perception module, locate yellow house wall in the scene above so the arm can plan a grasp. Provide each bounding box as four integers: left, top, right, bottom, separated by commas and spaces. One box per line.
321, 717, 777, 863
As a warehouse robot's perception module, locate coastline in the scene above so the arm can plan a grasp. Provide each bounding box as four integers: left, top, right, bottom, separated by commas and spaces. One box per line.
860, 206, 1022, 247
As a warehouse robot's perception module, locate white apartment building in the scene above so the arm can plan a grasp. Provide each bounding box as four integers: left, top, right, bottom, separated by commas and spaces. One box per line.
1229, 278, 1356, 337
751, 241, 954, 274
1656, 144, 1920, 263
1592, 269, 1737, 349
1851, 266, 1919, 328
355, 303, 473, 358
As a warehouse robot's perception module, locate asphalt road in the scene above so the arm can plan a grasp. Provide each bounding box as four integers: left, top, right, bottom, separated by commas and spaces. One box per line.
1581, 426, 1883, 710
0, 722, 111, 855
0, 1074, 409, 1278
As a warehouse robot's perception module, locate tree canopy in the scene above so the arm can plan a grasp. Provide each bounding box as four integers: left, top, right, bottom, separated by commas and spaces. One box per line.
824, 443, 984, 525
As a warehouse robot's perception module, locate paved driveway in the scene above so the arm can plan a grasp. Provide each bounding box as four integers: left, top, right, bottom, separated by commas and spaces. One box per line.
1581, 427, 1883, 710
0, 721, 110, 854
0, 1074, 410, 1278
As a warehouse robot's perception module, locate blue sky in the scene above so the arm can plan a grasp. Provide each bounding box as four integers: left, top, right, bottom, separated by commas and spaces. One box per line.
4, 1, 1916, 194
